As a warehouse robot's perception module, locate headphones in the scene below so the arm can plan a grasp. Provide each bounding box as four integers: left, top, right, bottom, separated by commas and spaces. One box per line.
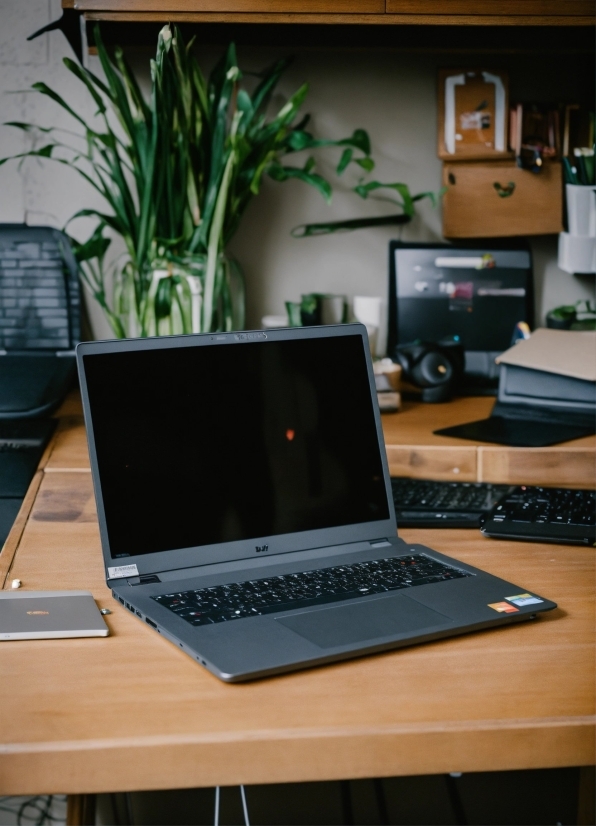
395, 337, 465, 403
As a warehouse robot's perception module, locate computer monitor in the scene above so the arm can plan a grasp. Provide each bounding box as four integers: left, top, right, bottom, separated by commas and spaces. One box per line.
388, 242, 534, 393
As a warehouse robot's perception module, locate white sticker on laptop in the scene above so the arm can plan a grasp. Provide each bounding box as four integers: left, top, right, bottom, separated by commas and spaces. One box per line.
505, 593, 543, 607
108, 564, 139, 579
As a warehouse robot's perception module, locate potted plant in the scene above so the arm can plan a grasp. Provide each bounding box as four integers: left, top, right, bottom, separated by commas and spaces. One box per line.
2, 25, 436, 338
546, 299, 596, 330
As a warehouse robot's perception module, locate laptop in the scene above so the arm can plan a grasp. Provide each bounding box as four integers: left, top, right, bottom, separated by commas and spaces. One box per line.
77, 324, 556, 682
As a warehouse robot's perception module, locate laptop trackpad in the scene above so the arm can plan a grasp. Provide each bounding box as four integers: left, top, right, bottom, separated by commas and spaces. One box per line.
275, 595, 453, 649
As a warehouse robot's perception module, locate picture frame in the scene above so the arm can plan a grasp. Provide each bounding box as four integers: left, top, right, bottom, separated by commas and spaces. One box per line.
438, 68, 512, 161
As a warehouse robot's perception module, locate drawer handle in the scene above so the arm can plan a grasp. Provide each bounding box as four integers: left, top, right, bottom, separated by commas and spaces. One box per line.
493, 181, 516, 198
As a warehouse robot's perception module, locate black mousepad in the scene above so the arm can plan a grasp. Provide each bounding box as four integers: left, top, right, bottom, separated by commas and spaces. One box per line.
434, 416, 595, 447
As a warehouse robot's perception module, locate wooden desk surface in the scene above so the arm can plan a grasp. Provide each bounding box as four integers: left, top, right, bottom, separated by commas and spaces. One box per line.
383, 396, 596, 487
0, 393, 594, 795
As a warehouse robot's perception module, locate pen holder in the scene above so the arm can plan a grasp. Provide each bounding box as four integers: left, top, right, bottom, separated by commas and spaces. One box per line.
566, 184, 596, 237
558, 232, 596, 274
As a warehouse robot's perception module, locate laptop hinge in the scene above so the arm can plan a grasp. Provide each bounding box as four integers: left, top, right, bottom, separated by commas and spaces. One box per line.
129, 574, 161, 586
369, 538, 391, 547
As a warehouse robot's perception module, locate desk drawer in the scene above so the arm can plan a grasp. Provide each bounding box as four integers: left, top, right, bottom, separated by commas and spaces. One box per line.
386, 445, 477, 481
478, 447, 596, 487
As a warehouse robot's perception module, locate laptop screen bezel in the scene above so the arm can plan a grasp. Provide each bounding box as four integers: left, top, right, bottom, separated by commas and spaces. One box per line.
77, 324, 398, 581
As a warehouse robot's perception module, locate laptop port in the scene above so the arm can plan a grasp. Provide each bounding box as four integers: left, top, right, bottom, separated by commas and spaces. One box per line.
135, 610, 142, 618
118, 597, 124, 605
146, 618, 157, 628
125, 603, 134, 612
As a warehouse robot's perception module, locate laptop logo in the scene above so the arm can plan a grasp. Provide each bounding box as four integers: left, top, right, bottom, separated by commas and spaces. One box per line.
255, 545, 269, 553
27, 610, 49, 615
234, 332, 267, 341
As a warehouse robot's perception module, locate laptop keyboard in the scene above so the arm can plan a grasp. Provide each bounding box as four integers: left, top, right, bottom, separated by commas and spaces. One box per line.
152, 554, 471, 627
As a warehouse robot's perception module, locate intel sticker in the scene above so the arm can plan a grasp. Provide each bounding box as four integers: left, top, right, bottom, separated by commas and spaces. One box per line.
505, 593, 543, 607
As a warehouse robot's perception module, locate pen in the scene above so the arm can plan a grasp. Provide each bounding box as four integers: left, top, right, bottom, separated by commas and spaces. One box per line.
563, 157, 578, 185
583, 149, 595, 185
573, 148, 595, 186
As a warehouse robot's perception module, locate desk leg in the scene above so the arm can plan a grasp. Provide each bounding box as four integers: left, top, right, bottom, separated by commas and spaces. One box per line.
66, 794, 96, 826
577, 766, 595, 826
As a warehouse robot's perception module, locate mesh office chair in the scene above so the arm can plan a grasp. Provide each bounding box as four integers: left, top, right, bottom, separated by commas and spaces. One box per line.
0, 224, 81, 419
0, 225, 82, 544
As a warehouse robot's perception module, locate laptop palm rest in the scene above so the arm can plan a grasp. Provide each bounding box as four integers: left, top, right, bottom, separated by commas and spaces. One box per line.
275, 594, 454, 649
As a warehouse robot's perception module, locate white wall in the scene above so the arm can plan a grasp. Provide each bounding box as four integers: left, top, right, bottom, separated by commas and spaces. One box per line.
0, 1, 593, 341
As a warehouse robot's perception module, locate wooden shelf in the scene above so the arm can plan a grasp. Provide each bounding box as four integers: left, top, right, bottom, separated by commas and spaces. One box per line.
70, 0, 595, 25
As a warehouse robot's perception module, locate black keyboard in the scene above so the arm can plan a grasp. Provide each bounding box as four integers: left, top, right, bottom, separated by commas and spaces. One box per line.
153, 554, 471, 628
482, 486, 596, 546
391, 477, 513, 528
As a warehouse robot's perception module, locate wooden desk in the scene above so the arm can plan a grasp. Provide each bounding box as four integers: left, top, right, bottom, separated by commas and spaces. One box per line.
1, 393, 594, 817
383, 396, 596, 487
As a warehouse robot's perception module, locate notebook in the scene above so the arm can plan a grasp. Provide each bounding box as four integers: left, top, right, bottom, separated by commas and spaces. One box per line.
0, 591, 109, 640
77, 324, 556, 681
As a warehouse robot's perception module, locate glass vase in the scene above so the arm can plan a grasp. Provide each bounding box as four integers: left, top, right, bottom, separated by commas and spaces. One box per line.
111, 252, 245, 338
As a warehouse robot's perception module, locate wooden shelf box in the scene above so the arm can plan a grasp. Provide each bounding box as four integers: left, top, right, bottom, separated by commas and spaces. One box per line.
442, 160, 563, 238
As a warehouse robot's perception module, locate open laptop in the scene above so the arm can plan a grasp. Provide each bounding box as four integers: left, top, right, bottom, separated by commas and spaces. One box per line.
77, 324, 556, 682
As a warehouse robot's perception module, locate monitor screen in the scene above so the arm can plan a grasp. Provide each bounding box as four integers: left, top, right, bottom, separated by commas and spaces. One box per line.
83, 334, 389, 559
394, 248, 532, 352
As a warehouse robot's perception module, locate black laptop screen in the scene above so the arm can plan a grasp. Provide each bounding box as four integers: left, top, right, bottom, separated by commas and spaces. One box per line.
83, 335, 389, 558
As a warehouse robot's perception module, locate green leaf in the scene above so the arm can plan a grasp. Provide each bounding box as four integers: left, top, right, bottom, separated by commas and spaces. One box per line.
36, 144, 56, 158
63, 58, 107, 116
113, 47, 152, 122
203, 142, 237, 330
354, 180, 415, 216
343, 128, 370, 155
68, 224, 111, 263
355, 157, 375, 172
0, 144, 58, 166
287, 130, 317, 151
285, 127, 372, 158
304, 156, 316, 174
337, 148, 352, 175
250, 57, 292, 116
412, 187, 446, 207
31, 82, 88, 127
155, 276, 173, 320
236, 89, 253, 121
267, 162, 332, 202
4, 121, 53, 133
191, 42, 239, 253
